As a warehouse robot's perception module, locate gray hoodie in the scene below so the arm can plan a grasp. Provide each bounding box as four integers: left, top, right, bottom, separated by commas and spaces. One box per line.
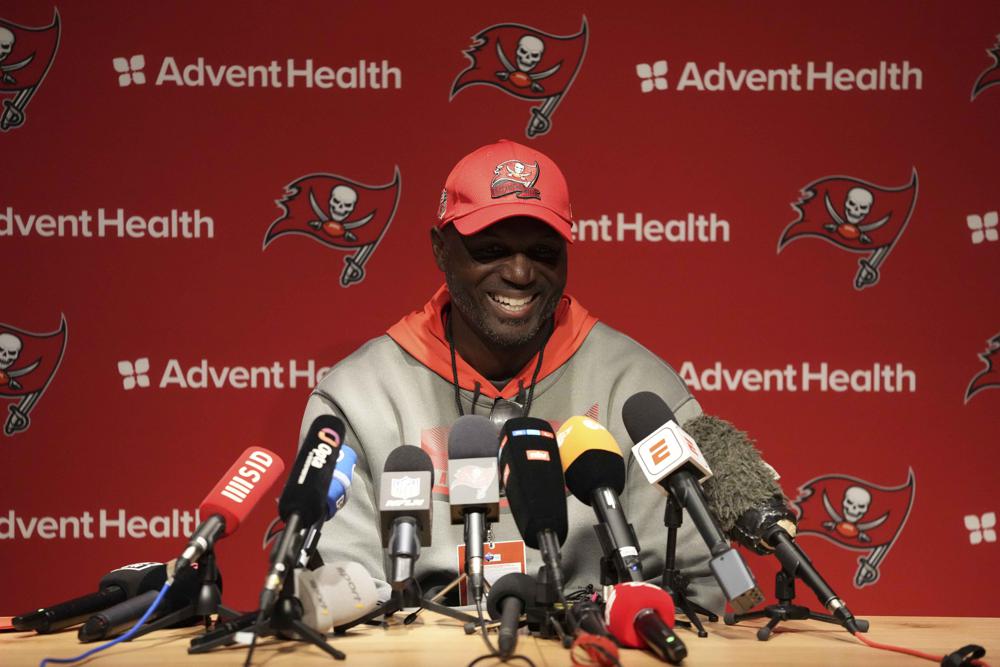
298, 286, 724, 613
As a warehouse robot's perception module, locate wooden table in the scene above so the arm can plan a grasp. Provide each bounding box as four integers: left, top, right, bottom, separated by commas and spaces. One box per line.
1, 614, 997, 666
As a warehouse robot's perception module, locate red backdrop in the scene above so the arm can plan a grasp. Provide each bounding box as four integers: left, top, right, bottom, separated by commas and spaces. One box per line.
3, 0, 998, 617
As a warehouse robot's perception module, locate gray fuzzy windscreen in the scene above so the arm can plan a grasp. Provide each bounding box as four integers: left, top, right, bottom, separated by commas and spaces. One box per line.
683, 414, 784, 534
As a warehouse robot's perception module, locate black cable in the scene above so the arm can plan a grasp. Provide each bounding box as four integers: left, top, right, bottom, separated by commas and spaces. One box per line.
465, 597, 537, 667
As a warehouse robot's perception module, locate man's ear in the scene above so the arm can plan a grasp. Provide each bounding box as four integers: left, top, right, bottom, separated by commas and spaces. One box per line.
430, 227, 446, 271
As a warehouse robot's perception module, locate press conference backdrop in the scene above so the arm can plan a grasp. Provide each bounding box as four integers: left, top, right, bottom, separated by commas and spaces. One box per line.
2, 1, 998, 617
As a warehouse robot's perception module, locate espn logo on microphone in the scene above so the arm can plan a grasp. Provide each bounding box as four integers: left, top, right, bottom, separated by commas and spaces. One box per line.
631, 421, 712, 487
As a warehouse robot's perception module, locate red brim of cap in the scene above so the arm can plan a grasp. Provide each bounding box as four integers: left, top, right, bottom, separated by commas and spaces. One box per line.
447, 202, 574, 242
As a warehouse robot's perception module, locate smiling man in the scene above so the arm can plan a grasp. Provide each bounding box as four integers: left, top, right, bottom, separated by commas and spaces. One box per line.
299, 140, 722, 611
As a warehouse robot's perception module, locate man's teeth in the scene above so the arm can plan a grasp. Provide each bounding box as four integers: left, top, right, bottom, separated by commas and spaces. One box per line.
489, 293, 535, 311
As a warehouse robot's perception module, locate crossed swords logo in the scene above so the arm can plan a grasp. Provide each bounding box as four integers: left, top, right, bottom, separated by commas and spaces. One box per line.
305, 187, 373, 243
494, 37, 561, 93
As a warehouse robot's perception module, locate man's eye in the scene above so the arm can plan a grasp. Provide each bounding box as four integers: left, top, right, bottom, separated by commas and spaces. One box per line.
530, 246, 561, 261
470, 246, 508, 262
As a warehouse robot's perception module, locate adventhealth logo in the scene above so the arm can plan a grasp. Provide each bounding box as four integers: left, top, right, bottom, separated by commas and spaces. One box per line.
113, 55, 146, 87
636, 61, 668, 92
118, 358, 150, 390
114, 358, 332, 390
112, 54, 401, 90
635, 59, 922, 92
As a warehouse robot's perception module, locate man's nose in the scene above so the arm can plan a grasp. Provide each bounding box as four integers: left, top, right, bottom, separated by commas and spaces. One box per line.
500, 252, 535, 286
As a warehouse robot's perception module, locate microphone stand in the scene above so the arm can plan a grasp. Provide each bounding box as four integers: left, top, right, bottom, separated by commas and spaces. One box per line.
188, 565, 346, 659
525, 561, 573, 649
724, 564, 869, 640
333, 576, 478, 633
131, 547, 238, 639
661, 495, 718, 637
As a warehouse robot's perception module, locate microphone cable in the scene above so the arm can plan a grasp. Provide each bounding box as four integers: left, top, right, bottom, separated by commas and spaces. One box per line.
851, 629, 989, 666
566, 588, 621, 667
38, 579, 173, 667
467, 596, 536, 667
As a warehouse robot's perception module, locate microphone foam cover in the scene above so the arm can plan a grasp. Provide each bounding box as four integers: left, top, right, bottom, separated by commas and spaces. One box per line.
99, 562, 166, 598
498, 417, 568, 549
622, 391, 675, 445
327, 445, 358, 517
684, 414, 785, 535
605, 582, 676, 649
296, 561, 379, 632
556, 416, 625, 505
200, 446, 286, 536
280, 415, 344, 525
448, 415, 499, 459
486, 572, 537, 621
384, 444, 434, 475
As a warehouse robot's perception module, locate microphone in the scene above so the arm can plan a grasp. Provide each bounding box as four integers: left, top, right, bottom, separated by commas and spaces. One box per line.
293, 561, 379, 633
568, 598, 615, 640
174, 446, 285, 572
378, 445, 434, 589
684, 415, 865, 633
448, 415, 500, 606
298, 444, 359, 568
13, 562, 166, 633
77, 565, 203, 642
259, 415, 344, 613
622, 391, 763, 614
486, 572, 536, 660
498, 417, 569, 600
605, 582, 687, 664
556, 415, 643, 583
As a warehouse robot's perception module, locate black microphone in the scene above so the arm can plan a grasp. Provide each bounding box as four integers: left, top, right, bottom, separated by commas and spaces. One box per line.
448, 415, 500, 606
623, 392, 763, 614
13, 562, 166, 633
498, 417, 569, 601
556, 415, 643, 583
77, 565, 202, 642
568, 598, 615, 640
259, 415, 344, 613
378, 445, 434, 589
685, 415, 866, 633
486, 572, 536, 660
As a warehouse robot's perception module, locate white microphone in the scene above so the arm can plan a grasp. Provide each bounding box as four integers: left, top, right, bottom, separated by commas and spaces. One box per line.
294, 561, 380, 632
623, 391, 763, 614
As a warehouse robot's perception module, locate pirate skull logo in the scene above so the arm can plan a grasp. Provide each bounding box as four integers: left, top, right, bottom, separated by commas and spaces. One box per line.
305, 184, 375, 242
822, 485, 888, 543
506, 161, 529, 182
0, 27, 15, 84
329, 185, 358, 222
515, 35, 544, 72
845, 188, 873, 224
823, 187, 890, 244
0, 332, 27, 390
0, 333, 21, 370
495, 34, 561, 93
0, 27, 13, 63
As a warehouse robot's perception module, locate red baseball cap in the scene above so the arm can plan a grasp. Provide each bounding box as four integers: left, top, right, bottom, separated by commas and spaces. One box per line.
436, 139, 574, 242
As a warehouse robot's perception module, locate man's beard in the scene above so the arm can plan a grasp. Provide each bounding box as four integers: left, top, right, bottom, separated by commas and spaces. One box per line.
445, 274, 561, 348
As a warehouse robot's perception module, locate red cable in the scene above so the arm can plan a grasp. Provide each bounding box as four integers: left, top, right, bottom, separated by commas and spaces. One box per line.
570, 632, 620, 667
852, 629, 990, 666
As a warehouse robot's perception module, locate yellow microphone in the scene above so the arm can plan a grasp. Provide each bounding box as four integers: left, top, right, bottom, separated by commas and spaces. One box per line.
555, 416, 642, 582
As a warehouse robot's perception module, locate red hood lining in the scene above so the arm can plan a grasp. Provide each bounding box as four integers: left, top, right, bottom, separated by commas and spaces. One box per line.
386, 285, 598, 400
